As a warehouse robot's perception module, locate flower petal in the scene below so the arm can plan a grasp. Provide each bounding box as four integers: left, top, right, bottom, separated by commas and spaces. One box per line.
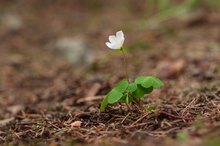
117, 41, 123, 49
106, 42, 121, 49
105, 42, 113, 49
116, 30, 124, 42
109, 35, 117, 44
105, 30, 125, 50
111, 44, 121, 49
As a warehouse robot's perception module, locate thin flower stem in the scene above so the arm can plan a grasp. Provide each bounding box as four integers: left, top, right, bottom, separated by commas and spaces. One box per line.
121, 47, 129, 82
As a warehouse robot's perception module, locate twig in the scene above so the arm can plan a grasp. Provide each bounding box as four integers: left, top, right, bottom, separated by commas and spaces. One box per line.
212, 93, 220, 99
121, 112, 130, 124
0, 136, 5, 141
14, 132, 21, 139
40, 127, 45, 136
159, 111, 195, 121
128, 112, 149, 127
181, 98, 196, 116
126, 103, 132, 111
76, 95, 104, 104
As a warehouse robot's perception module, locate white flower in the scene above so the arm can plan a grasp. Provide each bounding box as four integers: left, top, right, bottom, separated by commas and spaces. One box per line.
105, 30, 125, 50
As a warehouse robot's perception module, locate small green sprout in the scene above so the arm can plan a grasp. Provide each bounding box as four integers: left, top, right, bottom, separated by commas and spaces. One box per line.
176, 131, 189, 142
101, 30, 164, 111
145, 105, 158, 112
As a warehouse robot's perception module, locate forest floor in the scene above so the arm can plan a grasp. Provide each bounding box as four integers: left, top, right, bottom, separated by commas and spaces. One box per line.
0, 1, 220, 146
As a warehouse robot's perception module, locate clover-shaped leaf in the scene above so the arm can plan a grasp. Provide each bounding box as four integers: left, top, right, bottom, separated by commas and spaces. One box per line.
135, 76, 147, 84
100, 96, 108, 112
151, 76, 164, 88
141, 77, 154, 88
132, 85, 153, 99
126, 83, 137, 92
100, 76, 164, 111
114, 79, 129, 92
135, 76, 164, 89
107, 89, 123, 104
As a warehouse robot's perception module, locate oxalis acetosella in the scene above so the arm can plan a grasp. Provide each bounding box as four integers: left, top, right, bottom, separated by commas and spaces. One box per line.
105, 30, 125, 50
100, 30, 164, 112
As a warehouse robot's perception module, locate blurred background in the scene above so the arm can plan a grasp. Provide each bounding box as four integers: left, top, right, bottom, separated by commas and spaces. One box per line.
0, 0, 219, 109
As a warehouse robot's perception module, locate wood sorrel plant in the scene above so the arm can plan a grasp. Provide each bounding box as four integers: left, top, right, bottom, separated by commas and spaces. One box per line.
100, 30, 164, 111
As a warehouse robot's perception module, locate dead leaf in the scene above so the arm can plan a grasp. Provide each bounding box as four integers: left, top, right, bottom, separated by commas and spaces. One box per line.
7, 105, 24, 115
70, 121, 82, 128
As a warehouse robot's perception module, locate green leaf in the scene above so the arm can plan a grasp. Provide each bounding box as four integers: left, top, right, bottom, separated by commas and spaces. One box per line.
114, 79, 129, 92
143, 86, 153, 95
132, 85, 145, 98
141, 77, 154, 88
151, 76, 164, 88
107, 89, 123, 104
145, 105, 157, 112
100, 96, 108, 112
176, 131, 189, 142
126, 83, 137, 92
99, 76, 163, 112
132, 85, 153, 99
135, 76, 147, 84
135, 76, 164, 89
120, 94, 126, 102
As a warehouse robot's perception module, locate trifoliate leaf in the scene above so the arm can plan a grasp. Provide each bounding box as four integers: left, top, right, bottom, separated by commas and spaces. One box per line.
107, 89, 123, 104
135, 76, 164, 89
126, 83, 137, 92
132, 85, 153, 99
114, 79, 129, 92
151, 76, 164, 88
143, 86, 153, 94
120, 94, 126, 102
132, 85, 145, 98
100, 96, 108, 112
135, 76, 147, 84
141, 77, 154, 88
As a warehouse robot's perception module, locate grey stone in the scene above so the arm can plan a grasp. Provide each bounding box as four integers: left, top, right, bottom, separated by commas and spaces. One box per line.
0, 13, 24, 31
53, 37, 95, 65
